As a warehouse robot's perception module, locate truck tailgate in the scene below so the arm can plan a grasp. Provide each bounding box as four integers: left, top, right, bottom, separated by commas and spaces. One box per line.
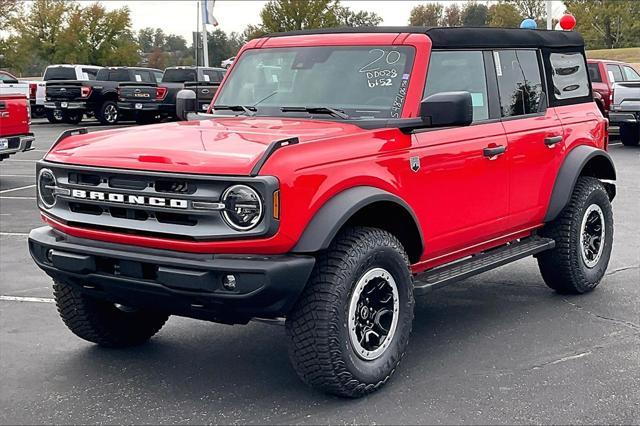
118, 82, 157, 102
46, 81, 84, 101
0, 95, 30, 137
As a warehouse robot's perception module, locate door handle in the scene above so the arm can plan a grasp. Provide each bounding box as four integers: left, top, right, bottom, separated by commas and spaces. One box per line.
544, 136, 563, 147
483, 145, 506, 159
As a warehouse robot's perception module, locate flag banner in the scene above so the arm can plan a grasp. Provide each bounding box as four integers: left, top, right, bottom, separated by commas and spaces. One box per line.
202, 0, 219, 27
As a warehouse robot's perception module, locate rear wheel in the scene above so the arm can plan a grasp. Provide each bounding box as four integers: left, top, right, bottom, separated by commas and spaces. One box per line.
96, 101, 119, 125
286, 227, 414, 397
619, 122, 639, 146
62, 111, 83, 124
53, 280, 168, 347
46, 109, 63, 123
537, 177, 613, 294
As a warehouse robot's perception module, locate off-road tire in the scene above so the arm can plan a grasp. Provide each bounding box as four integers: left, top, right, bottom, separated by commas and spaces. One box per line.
537, 177, 613, 294
46, 109, 63, 123
286, 227, 414, 398
96, 101, 119, 125
53, 280, 168, 347
619, 123, 639, 146
62, 111, 83, 124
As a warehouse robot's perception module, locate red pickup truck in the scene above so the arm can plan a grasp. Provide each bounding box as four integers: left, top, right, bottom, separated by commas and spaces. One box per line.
0, 94, 34, 161
587, 58, 640, 115
29, 27, 615, 397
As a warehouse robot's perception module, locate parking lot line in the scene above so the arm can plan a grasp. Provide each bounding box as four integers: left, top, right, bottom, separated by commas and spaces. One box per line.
0, 184, 36, 194
0, 196, 36, 200
0, 232, 29, 236
0, 174, 35, 178
0, 295, 55, 303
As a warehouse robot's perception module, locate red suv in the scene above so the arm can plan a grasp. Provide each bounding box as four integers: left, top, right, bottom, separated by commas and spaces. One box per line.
29, 27, 615, 397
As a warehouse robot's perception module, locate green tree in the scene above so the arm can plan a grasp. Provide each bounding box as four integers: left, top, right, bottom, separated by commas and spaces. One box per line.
260, 0, 340, 33
335, 7, 382, 27
204, 29, 245, 67
564, 0, 640, 49
137, 27, 156, 53
506, 0, 546, 19
0, 0, 21, 28
443, 4, 462, 27
488, 2, 524, 28
409, 3, 444, 27
461, 1, 489, 27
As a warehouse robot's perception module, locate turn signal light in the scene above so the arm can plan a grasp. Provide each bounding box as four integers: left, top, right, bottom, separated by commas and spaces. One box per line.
273, 190, 280, 219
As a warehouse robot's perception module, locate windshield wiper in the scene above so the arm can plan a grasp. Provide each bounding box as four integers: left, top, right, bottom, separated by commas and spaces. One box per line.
280, 106, 350, 119
214, 105, 256, 116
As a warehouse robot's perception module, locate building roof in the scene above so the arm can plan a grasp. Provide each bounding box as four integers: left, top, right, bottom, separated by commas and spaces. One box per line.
266, 27, 585, 49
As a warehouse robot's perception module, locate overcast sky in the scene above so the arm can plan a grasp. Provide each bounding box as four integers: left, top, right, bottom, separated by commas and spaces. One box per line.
102, 0, 569, 41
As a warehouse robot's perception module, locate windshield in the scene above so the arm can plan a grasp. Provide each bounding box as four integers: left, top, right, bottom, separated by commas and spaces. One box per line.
215, 46, 415, 119
43, 67, 76, 81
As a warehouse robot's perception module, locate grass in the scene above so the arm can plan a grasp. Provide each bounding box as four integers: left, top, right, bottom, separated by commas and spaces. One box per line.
586, 47, 640, 68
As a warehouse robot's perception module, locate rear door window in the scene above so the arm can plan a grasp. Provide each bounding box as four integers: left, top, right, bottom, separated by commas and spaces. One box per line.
424, 51, 489, 121
587, 63, 602, 82
82, 68, 99, 80
494, 50, 544, 117
622, 65, 640, 81
108, 69, 130, 81
606, 64, 623, 82
162, 69, 197, 82
549, 53, 590, 100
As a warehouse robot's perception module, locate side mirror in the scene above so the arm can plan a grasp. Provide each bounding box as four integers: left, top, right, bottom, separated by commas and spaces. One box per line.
420, 91, 473, 127
176, 89, 196, 121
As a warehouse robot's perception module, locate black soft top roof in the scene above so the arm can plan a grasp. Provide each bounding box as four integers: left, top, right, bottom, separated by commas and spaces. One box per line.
266, 26, 584, 49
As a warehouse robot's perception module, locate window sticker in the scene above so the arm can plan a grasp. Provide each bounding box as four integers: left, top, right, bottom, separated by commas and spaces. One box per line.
493, 51, 502, 77
203, 74, 210, 81
135, 74, 142, 82
390, 73, 410, 118
471, 92, 485, 107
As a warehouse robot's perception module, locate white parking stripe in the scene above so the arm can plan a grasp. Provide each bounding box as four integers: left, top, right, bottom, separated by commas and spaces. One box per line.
0, 184, 36, 194
1, 159, 40, 162
0, 174, 35, 178
0, 232, 29, 236
0, 196, 36, 200
0, 295, 55, 303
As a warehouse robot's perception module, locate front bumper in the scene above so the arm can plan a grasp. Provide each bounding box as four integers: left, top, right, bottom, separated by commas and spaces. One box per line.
0, 133, 34, 160
608, 112, 639, 126
44, 101, 87, 110
29, 226, 315, 324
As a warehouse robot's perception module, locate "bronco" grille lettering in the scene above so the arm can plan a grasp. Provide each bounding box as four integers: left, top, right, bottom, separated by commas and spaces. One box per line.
71, 189, 188, 209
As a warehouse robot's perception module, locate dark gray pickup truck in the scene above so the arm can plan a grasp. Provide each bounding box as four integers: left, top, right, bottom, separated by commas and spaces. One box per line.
118, 66, 226, 122
45, 67, 163, 125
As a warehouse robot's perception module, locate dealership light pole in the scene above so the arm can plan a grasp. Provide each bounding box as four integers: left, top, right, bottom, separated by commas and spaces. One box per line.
547, 0, 553, 29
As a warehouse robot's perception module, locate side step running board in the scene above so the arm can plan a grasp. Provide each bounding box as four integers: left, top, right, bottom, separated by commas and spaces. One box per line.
413, 236, 555, 294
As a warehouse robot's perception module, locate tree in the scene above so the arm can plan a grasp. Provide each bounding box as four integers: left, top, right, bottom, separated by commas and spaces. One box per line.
488, 2, 524, 28
564, 0, 640, 49
148, 47, 166, 69
443, 4, 462, 27
204, 29, 245, 67
461, 2, 489, 27
506, 0, 546, 19
335, 7, 382, 27
260, 0, 340, 32
137, 27, 156, 53
0, 0, 21, 28
409, 3, 444, 27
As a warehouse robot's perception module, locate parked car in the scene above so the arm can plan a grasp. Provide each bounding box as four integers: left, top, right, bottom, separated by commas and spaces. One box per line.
118, 66, 226, 121
610, 80, 640, 146
42, 64, 102, 123
29, 27, 615, 398
587, 59, 640, 116
45, 67, 163, 125
0, 94, 34, 161
221, 56, 235, 69
0, 71, 30, 99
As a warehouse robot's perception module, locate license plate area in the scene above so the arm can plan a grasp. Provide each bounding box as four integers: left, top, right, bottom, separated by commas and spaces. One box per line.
135, 103, 143, 110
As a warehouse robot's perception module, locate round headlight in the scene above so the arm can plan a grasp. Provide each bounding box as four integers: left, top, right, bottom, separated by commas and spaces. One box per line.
38, 168, 57, 209
221, 184, 263, 231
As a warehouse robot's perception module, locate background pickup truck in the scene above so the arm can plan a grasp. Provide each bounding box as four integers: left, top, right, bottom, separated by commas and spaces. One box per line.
118, 66, 226, 121
45, 67, 162, 125
587, 59, 640, 117
0, 94, 34, 161
0, 71, 30, 100
610, 81, 640, 146
40, 64, 102, 123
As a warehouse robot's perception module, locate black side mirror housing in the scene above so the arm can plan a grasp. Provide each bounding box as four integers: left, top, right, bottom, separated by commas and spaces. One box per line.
176, 89, 197, 121
420, 91, 473, 127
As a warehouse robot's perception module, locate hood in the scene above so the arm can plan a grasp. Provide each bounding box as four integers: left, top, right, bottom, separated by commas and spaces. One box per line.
45, 117, 366, 175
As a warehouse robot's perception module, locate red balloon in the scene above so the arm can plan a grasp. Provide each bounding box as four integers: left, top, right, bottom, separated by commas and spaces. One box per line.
560, 13, 576, 30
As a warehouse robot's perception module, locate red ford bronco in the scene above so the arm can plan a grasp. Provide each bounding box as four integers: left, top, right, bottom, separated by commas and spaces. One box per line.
29, 27, 615, 397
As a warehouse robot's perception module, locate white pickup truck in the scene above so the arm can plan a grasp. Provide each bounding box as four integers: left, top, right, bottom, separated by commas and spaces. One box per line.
30, 64, 101, 122
610, 81, 640, 146
0, 71, 30, 99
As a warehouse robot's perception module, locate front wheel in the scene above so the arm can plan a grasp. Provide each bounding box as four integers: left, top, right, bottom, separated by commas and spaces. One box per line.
53, 280, 169, 347
537, 177, 613, 294
286, 227, 414, 397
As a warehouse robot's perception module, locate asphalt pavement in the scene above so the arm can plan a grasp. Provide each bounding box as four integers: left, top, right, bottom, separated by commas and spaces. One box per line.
0, 119, 638, 424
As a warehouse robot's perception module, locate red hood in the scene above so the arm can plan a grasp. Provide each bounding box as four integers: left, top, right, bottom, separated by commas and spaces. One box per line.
45, 117, 366, 175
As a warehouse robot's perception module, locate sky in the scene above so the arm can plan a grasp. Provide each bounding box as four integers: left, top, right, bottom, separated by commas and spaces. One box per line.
102, 0, 569, 41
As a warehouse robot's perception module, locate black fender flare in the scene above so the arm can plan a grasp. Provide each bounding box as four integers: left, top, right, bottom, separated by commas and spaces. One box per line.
544, 145, 616, 222
292, 186, 424, 254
